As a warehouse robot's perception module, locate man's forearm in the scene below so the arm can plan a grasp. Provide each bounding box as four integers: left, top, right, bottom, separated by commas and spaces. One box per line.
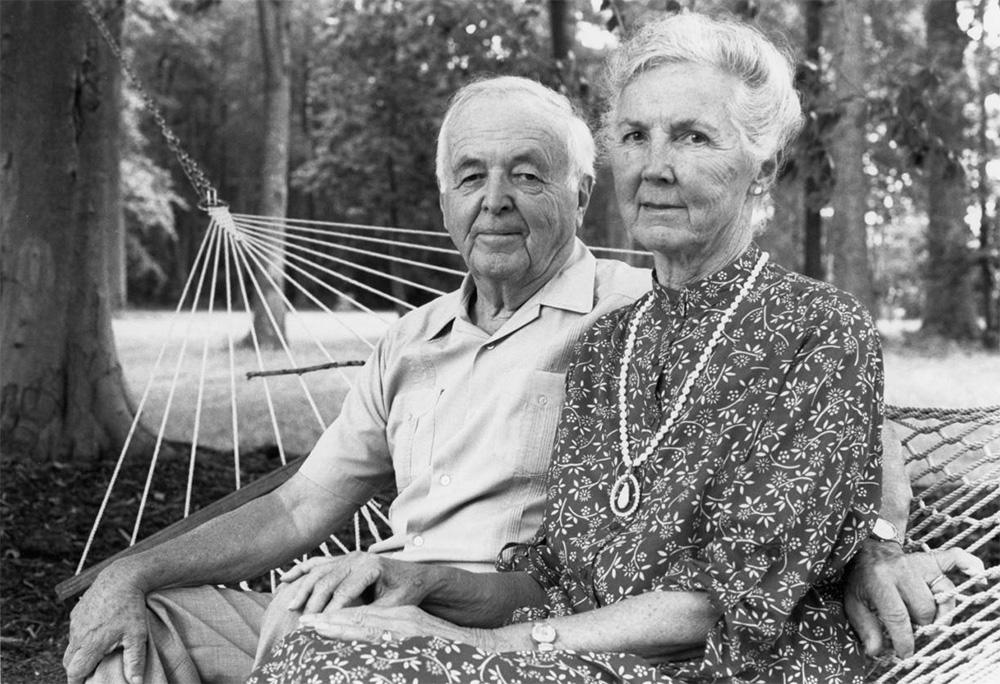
111, 472, 356, 594
420, 568, 547, 628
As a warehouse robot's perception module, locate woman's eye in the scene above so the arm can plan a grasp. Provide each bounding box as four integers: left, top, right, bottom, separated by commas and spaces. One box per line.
681, 131, 709, 144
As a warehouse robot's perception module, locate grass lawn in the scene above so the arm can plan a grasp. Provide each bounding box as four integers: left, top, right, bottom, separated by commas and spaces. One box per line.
879, 319, 1000, 409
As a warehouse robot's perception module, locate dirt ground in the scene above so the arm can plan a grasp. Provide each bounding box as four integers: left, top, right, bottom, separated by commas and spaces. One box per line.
0, 446, 288, 682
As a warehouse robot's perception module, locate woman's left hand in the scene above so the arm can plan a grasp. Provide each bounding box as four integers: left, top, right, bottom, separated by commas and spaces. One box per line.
298, 605, 498, 651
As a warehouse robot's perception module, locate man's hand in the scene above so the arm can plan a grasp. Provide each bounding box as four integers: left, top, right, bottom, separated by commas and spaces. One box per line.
279, 552, 435, 615
845, 542, 985, 659
63, 564, 149, 684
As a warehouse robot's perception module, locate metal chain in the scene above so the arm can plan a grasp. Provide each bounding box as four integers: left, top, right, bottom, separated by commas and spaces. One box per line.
81, 0, 223, 208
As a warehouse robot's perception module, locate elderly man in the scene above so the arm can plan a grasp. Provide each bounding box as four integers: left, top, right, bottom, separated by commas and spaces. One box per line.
64, 77, 971, 684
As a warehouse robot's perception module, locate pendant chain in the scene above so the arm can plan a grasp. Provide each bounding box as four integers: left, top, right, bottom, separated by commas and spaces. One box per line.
611, 252, 769, 516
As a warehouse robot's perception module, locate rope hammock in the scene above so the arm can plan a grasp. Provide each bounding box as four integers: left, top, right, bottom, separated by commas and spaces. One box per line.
60, 3, 1000, 682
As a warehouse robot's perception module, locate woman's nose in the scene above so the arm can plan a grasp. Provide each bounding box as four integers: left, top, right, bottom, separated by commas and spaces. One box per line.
640, 141, 677, 184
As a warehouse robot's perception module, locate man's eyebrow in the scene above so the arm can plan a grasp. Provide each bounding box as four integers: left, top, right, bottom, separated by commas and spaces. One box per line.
510, 153, 544, 167
451, 156, 484, 172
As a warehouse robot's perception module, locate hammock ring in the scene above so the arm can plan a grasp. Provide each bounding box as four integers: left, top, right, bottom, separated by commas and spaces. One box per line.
197, 195, 229, 212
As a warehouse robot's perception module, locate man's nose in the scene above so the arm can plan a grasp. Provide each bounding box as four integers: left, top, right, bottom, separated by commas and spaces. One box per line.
481, 175, 513, 214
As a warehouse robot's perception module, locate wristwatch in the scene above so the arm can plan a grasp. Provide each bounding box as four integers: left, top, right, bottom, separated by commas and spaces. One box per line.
530, 621, 557, 652
870, 517, 903, 544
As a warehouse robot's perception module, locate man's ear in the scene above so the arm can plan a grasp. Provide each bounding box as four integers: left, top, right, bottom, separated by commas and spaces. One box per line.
577, 174, 595, 223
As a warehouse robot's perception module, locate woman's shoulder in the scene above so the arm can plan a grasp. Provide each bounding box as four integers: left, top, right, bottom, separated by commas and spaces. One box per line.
759, 261, 876, 334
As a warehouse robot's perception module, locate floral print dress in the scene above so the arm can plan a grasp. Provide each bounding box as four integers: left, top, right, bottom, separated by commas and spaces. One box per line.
248, 245, 884, 684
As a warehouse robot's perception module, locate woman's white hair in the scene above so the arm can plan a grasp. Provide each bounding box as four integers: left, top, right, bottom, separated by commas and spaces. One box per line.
435, 76, 595, 190
602, 12, 804, 190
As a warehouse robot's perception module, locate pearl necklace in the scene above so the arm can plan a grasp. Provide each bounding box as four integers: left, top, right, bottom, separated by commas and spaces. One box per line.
610, 251, 770, 518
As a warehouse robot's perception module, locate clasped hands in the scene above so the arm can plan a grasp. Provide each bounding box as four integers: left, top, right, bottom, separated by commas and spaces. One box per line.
277, 552, 498, 650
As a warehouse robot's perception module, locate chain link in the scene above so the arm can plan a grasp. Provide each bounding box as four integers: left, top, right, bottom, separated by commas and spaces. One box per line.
81, 0, 223, 208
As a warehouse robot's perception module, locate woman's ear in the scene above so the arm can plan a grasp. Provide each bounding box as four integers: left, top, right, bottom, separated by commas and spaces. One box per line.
755, 156, 779, 192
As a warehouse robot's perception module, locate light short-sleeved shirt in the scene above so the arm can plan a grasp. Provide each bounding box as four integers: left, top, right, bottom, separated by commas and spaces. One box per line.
298, 239, 649, 571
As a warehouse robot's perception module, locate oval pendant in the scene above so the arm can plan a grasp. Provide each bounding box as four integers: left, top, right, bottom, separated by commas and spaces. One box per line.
610, 472, 641, 517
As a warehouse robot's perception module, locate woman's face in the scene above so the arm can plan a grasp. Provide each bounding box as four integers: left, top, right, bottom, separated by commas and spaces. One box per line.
609, 63, 761, 270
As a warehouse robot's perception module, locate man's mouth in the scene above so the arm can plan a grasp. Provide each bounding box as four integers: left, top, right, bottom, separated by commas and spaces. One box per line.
640, 202, 684, 210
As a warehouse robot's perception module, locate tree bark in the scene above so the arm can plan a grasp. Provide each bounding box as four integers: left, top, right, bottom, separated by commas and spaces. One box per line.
247, 0, 291, 349
826, 0, 876, 313
974, 0, 999, 349
921, 0, 979, 339
1, 0, 141, 463
800, 0, 826, 281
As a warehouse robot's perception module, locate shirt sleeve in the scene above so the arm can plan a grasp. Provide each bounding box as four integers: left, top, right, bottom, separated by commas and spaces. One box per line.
654, 298, 884, 678
297, 335, 397, 506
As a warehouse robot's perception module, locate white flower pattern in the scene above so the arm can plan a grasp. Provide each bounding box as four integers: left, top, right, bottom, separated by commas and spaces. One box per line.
247, 246, 883, 684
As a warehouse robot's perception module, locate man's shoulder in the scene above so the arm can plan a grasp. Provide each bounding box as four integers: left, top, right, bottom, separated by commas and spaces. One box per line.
380, 289, 462, 347
592, 257, 651, 309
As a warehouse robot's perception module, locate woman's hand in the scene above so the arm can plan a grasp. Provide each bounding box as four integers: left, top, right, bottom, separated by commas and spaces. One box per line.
297, 605, 509, 651
279, 552, 437, 615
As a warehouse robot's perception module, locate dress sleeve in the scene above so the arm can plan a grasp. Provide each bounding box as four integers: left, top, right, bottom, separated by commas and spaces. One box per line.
654, 297, 884, 678
496, 536, 574, 622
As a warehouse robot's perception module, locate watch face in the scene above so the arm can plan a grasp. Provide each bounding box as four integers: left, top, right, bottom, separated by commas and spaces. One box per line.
532, 623, 556, 643
872, 518, 898, 541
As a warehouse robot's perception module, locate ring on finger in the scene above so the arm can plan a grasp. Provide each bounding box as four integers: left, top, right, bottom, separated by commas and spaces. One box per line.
380, 629, 394, 643
928, 574, 949, 592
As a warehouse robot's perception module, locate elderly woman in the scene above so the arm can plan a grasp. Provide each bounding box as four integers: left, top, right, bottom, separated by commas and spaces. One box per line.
248, 13, 882, 683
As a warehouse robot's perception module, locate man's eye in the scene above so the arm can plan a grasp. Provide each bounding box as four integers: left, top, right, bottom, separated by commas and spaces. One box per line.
458, 173, 484, 186
621, 130, 646, 144
516, 172, 541, 182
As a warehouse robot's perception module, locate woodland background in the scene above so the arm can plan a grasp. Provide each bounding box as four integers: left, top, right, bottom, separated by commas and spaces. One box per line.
1, 0, 999, 680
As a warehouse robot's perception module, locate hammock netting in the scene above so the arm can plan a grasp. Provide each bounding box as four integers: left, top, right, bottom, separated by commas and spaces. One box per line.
62, 209, 999, 683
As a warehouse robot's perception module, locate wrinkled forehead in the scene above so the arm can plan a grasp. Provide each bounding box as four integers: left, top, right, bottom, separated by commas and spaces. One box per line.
443, 94, 571, 171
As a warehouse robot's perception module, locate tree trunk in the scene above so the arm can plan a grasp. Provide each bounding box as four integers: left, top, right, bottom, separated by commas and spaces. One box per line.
1, 0, 141, 463
974, 0, 999, 349
826, 0, 876, 313
247, 0, 291, 349
800, 0, 825, 281
921, 0, 979, 339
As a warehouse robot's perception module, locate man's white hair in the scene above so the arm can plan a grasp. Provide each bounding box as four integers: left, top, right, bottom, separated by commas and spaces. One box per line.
435, 76, 595, 190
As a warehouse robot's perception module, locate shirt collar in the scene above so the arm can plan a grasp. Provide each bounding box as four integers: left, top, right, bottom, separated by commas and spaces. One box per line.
651, 243, 764, 317
420, 238, 596, 341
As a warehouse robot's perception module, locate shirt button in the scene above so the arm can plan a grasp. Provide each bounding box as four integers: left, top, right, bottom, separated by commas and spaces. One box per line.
485, 342, 496, 350
412, 535, 424, 547
537, 395, 548, 405
439, 474, 451, 486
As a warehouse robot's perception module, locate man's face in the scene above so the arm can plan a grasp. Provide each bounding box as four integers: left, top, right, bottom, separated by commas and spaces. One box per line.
439, 95, 589, 295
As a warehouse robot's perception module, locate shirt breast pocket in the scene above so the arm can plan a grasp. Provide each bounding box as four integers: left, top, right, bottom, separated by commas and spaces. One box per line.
513, 370, 566, 477
387, 388, 441, 489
